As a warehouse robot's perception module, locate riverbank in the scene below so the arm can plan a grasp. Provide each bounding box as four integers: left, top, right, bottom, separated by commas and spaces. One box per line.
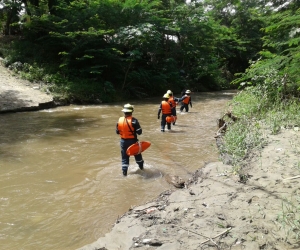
0, 61, 54, 113
78, 128, 300, 249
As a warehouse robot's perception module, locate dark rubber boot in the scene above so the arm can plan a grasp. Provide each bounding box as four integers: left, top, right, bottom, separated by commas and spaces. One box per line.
122, 170, 127, 176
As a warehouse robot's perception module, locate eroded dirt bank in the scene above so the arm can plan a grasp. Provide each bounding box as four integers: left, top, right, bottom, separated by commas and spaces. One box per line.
0, 62, 54, 112
79, 128, 300, 250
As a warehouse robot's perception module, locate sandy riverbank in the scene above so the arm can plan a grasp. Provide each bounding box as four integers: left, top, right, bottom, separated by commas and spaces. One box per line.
0, 62, 54, 112
78, 127, 300, 250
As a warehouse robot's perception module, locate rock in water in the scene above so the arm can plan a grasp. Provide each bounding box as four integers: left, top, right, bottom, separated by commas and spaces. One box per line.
165, 174, 185, 188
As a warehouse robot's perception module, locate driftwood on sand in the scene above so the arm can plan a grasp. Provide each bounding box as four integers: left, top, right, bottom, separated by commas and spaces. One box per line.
283, 175, 300, 181
215, 110, 238, 137
215, 111, 238, 165
200, 227, 232, 246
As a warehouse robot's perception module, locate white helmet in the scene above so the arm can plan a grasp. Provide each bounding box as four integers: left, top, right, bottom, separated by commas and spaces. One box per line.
163, 93, 170, 98
167, 90, 172, 95
185, 90, 191, 94
121, 103, 134, 112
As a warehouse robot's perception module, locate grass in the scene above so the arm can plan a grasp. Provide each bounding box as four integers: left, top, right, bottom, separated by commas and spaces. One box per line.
220, 87, 300, 168
277, 196, 300, 242
220, 85, 300, 243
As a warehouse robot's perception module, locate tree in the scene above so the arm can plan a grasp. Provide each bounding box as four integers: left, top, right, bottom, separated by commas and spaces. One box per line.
1, 0, 23, 35
232, 2, 300, 98
204, 0, 266, 77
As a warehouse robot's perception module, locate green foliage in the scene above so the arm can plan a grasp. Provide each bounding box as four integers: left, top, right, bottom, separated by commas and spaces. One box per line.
46, 74, 116, 103
2, 0, 272, 102
204, 0, 266, 76
219, 114, 263, 166
161, 2, 231, 90
277, 197, 300, 242
0, 35, 17, 58
219, 89, 265, 166
230, 83, 300, 128
262, 9, 300, 93
238, 67, 284, 104
20, 62, 45, 81
221, 84, 300, 166
232, 5, 300, 99
0, 0, 23, 35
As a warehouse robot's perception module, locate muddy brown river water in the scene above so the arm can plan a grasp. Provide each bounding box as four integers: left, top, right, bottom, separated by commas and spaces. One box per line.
0, 91, 235, 250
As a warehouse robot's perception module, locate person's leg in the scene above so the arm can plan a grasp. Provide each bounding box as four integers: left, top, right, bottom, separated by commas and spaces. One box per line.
134, 154, 144, 170
184, 104, 188, 112
186, 104, 189, 112
180, 104, 184, 112
161, 114, 167, 132
173, 110, 177, 125
120, 140, 129, 176
167, 122, 171, 130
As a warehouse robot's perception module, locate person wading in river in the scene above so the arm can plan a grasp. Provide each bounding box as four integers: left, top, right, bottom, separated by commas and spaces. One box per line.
180, 89, 192, 112
116, 104, 144, 176
158, 93, 175, 132
167, 90, 182, 125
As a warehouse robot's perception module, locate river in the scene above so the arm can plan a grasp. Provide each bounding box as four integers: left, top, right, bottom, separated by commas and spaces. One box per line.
0, 91, 235, 250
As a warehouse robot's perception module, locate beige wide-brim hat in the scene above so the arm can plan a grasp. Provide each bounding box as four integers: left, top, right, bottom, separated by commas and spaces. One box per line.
122, 108, 133, 112
122, 103, 134, 112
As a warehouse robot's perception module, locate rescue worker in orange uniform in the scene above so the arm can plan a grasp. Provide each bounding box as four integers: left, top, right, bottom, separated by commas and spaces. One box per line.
158, 93, 175, 132
116, 104, 144, 176
180, 89, 192, 112
167, 90, 182, 125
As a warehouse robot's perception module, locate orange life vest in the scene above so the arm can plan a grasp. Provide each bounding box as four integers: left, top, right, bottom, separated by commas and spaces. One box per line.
168, 97, 177, 108
118, 116, 135, 139
161, 101, 172, 114
182, 95, 190, 104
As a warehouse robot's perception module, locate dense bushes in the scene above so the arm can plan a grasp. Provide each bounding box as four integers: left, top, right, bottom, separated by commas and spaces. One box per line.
1, 0, 299, 103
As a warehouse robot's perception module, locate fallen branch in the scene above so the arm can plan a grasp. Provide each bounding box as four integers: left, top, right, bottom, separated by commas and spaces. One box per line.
215, 111, 238, 137
132, 204, 162, 212
175, 225, 210, 239
200, 227, 232, 245
283, 175, 300, 181
215, 122, 227, 136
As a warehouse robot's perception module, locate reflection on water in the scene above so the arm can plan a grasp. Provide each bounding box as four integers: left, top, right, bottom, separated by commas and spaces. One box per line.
0, 91, 235, 250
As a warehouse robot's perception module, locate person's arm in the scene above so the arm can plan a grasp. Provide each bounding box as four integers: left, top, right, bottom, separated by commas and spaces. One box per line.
157, 103, 162, 119
116, 122, 120, 134
132, 118, 142, 135
189, 97, 192, 107
180, 96, 187, 102
171, 103, 176, 116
